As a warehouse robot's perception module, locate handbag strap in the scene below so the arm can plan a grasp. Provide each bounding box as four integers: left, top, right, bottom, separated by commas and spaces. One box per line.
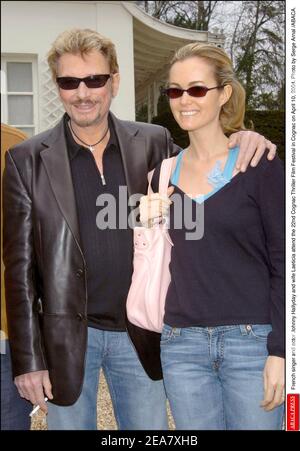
158, 157, 176, 195
147, 170, 155, 195
147, 157, 175, 196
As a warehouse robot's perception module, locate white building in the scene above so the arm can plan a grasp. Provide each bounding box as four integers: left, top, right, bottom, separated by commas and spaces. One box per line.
1, 1, 224, 136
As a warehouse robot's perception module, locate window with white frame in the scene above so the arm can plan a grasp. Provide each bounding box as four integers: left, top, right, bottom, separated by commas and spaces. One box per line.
1, 56, 38, 137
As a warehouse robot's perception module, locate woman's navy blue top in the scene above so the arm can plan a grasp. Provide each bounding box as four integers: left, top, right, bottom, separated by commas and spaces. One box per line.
152, 150, 284, 358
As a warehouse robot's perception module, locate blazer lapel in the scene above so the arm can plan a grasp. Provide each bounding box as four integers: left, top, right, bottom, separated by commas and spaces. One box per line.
40, 117, 82, 250
110, 113, 149, 198
39, 113, 149, 249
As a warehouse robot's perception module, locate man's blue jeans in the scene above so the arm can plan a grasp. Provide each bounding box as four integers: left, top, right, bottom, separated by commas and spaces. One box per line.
47, 327, 168, 430
161, 324, 285, 430
1, 339, 31, 430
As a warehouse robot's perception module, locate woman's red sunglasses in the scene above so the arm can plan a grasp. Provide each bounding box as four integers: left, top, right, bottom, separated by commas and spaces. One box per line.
163, 85, 224, 99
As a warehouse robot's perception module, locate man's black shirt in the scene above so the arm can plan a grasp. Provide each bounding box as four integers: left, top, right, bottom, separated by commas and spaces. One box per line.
65, 115, 133, 331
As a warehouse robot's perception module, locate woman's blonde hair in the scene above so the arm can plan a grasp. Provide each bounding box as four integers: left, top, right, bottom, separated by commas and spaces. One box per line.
170, 43, 245, 134
47, 28, 119, 81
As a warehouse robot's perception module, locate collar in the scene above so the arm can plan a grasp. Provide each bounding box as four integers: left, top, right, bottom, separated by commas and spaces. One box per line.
64, 113, 118, 160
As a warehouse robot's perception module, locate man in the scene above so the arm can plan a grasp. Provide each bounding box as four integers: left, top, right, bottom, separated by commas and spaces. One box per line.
1, 124, 31, 430
3, 28, 276, 430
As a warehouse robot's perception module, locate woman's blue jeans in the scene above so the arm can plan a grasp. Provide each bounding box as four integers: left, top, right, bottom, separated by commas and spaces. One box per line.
161, 324, 284, 430
1, 339, 31, 430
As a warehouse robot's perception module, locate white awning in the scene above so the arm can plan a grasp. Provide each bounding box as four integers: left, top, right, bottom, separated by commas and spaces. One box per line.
122, 2, 225, 110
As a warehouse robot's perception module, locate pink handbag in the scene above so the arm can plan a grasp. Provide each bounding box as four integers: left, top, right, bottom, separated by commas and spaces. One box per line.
126, 157, 175, 333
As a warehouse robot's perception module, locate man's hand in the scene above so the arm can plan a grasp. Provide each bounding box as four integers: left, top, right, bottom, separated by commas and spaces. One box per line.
228, 131, 277, 172
260, 356, 285, 412
15, 370, 53, 413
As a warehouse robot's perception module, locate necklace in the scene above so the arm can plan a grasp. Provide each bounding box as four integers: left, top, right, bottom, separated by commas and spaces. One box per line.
69, 120, 109, 185
69, 121, 109, 152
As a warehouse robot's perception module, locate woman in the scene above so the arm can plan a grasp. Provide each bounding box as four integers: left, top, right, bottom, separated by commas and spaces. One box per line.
140, 44, 284, 430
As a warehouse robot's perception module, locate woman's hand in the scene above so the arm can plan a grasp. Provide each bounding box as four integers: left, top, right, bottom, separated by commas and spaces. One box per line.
140, 186, 174, 227
260, 356, 285, 411
228, 131, 277, 172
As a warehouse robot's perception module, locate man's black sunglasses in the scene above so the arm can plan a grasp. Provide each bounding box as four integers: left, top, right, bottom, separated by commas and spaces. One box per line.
56, 74, 111, 90
162, 85, 224, 99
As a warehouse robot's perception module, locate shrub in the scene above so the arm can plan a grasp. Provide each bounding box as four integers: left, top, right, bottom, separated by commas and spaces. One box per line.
151, 109, 285, 161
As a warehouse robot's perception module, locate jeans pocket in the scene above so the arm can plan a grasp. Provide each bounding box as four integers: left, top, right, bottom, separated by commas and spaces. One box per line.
248, 324, 272, 340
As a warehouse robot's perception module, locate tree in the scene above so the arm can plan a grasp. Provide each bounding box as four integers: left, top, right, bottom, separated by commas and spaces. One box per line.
136, 1, 285, 111
136, 1, 218, 31
136, 1, 181, 20
228, 1, 285, 109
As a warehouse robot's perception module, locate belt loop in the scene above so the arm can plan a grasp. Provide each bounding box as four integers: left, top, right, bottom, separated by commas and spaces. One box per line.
172, 327, 181, 336
240, 325, 249, 335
